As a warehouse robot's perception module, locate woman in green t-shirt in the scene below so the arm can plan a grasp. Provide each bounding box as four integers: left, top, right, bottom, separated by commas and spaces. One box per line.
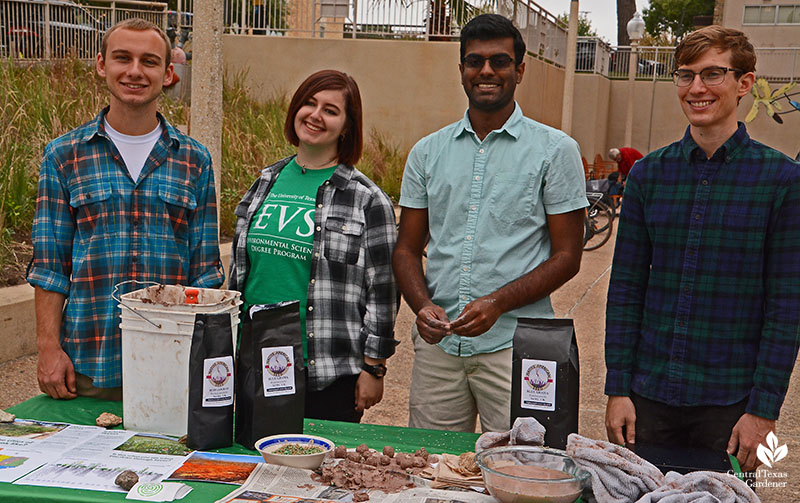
229, 70, 398, 423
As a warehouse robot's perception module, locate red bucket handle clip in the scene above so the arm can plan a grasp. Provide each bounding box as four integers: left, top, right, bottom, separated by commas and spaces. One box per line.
185, 288, 199, 305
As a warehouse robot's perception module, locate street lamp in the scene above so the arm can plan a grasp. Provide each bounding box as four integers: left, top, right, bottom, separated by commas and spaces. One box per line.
624, 11, 646, 146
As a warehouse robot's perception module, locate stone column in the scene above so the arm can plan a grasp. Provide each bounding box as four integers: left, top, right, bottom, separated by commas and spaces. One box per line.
190, 0, 224, 224
560, 0, 579, 136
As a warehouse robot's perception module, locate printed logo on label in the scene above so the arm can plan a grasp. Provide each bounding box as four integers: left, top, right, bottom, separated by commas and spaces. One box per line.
525, 364, 553, 391
206, 360, 231, 387
757, 431, 788, 468
265, 351, 292, 376
136, 482, 163, 496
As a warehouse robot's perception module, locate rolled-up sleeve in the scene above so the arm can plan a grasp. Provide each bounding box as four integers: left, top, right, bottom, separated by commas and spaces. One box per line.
362, 190, 399, 359
27, 148, 73, 295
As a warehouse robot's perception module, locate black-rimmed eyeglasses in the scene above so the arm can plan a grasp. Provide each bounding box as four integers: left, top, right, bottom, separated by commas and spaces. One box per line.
672, 66, 743, 87
462, 54, 515, 70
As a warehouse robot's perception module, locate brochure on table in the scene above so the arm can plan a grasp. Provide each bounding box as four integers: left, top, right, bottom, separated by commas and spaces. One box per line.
0, 418, 190, 492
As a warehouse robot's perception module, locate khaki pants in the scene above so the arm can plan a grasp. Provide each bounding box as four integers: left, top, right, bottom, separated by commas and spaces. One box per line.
408, 326, 512, 433
76, 373, 122, 401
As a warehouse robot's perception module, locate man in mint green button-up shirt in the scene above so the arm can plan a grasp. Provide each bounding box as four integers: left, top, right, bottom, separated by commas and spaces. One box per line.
394, 14, 588, 433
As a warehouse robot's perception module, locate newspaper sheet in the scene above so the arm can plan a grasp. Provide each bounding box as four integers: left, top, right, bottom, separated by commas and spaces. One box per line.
216, 462, 496, 503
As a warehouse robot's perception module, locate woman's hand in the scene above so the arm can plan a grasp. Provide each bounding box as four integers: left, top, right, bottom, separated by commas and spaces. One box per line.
354, 371, 384, 412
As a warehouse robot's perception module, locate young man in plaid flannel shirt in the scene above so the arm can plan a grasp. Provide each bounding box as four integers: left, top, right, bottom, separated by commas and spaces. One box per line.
605, 26, 800, 476
27, 19, 223, 400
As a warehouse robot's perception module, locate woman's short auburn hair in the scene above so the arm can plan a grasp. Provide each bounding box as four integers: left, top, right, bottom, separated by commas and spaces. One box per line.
284, 70, 363, 166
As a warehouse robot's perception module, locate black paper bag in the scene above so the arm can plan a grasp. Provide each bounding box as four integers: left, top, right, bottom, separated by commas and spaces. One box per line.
511, 318, 579, 450
235, 300, 305, 449
187, 312, 235, 450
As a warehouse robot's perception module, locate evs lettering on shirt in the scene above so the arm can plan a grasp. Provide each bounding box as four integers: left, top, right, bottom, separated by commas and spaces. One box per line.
244, 158, 337, 360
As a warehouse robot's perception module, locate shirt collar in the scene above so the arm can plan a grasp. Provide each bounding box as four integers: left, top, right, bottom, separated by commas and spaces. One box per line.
265, 155, 353, 190
679, 122, 750, 163
453, 102, 523, 140
83, 106, 179, 149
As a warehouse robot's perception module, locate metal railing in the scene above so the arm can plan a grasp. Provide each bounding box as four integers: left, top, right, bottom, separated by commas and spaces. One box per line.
576, 37, 800, 82
1, 0, 168, 61
208, 0, 567, 66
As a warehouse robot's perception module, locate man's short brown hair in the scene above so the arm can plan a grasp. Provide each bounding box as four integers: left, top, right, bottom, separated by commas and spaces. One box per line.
101, 18, 171, 67
674, 26, 756, 74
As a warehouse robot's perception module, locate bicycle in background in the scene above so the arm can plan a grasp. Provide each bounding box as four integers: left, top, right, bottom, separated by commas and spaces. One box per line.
584, 191, 614, 251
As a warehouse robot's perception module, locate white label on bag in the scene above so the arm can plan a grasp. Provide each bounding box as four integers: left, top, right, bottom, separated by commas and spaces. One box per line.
262, 346, 296, 397
521, 359, 557, 411
202, 356, 234, 407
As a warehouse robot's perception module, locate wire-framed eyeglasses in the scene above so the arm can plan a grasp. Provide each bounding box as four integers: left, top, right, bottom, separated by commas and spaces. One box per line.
672, 66, 743, 87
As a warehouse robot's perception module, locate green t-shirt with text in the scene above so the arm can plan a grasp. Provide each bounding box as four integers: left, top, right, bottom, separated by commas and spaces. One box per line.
244, 158, 337, 359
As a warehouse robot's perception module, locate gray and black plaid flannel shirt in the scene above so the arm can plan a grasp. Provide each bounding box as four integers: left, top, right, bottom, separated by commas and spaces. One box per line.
229, 156, 399, 391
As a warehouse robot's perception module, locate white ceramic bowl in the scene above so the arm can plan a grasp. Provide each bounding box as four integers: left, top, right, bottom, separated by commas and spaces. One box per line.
255, 434, 334, 470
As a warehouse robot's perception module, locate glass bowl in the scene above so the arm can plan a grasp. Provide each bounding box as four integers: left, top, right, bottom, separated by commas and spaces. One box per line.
475, 445, 590, 503
255, 434, 334, 470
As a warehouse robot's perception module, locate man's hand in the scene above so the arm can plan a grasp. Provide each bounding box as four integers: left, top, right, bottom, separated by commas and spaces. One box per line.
415, 304, 451, 344
728, 413, 776, 472
37, 344, 77, 400
354, 371, 384, 412
35, 287, 75, 399
450, 296, 503, 337
606, 395, 636, 445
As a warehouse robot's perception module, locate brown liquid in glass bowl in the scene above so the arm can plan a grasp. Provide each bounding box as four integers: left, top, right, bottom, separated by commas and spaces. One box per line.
487, 465, 582, 503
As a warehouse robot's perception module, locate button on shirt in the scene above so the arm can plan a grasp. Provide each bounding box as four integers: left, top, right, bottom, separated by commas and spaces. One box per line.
27, 108, 225, 388
400, 104, 588, 356
605, 123, 800, 420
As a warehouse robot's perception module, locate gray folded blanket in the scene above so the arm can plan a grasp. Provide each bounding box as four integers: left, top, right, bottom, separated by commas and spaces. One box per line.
475, 417, 546, 453
566, 434, 759, 503
634, 471, 760, 503
566, 433, 665, 502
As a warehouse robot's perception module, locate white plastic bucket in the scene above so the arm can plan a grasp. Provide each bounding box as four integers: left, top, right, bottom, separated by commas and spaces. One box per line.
118, 284, 241, 436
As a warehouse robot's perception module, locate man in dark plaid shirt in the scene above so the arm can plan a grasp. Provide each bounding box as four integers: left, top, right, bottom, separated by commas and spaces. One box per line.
605, 26, 800, 475
27, 19, 223, 400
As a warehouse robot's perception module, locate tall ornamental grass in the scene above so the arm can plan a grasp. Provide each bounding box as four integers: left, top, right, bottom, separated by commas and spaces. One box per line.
0, 59, 406, 280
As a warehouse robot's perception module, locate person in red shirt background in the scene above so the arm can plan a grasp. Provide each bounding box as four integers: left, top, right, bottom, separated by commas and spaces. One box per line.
609, 147, 643, 178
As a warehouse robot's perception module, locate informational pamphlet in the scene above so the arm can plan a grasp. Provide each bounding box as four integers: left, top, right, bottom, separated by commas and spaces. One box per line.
0, 419, 106, 481
14, 430, 191, 492
0, 447, 50, 483
168, 451, 262, 485
0, 419, 104, 452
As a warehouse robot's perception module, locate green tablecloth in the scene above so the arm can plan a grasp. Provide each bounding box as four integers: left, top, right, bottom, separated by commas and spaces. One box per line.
4, 395, 480, 503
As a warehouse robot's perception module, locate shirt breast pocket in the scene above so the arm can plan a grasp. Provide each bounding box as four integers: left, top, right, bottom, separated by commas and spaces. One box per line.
324, 217, 364, 264
489, 173, 534, 225
69, 181, 112, 236
158, 186, 198, 243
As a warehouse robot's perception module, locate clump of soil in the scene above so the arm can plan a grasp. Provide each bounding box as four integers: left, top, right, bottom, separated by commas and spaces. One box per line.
312, 445, 438, 494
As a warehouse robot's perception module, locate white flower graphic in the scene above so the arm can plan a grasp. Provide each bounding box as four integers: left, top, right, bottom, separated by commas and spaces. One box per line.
756, 431, 788, 468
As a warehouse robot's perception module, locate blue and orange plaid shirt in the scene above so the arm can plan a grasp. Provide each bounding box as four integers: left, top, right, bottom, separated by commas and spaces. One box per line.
605, 123, 800, 420
27, 108, 224, 388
